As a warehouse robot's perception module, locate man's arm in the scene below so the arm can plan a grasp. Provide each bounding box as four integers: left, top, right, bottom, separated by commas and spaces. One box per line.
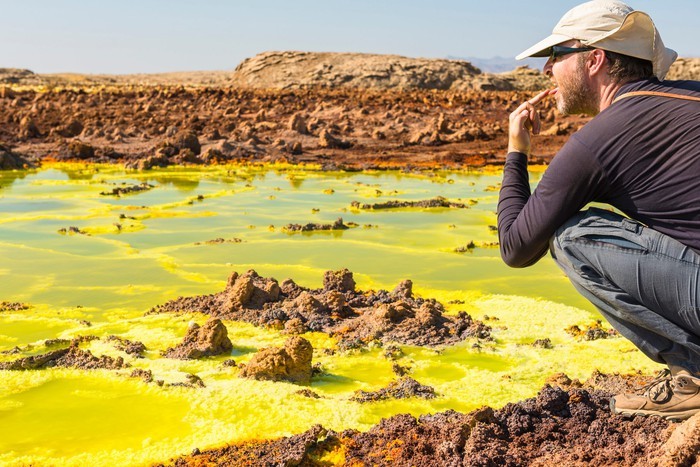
497, 91, 607, 267
497, 137, 607, 268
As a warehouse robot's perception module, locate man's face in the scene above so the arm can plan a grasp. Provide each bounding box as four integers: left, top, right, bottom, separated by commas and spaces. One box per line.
544, 41, 600, 116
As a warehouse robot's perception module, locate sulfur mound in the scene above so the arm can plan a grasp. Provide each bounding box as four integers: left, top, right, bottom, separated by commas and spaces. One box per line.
238, 336, 313, 385
163, 318, 233, 360
149, 269, 490, 349
0, 340, 127, 370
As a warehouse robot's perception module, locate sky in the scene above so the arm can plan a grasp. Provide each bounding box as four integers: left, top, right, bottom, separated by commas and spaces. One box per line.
1, 0, 697, 74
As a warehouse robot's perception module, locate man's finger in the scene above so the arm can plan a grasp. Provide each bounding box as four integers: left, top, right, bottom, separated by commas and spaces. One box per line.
528, 88, 556, 106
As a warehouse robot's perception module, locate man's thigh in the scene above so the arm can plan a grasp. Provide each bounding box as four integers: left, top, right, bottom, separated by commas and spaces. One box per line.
552, 208, 700, 335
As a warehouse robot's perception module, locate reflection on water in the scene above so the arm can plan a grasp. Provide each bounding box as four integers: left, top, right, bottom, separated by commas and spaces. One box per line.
0, 163, 661, 466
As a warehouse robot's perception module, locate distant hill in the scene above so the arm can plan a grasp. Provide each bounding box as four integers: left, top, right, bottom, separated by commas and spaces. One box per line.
230, 51, 550, 91
1, 53, 698, 90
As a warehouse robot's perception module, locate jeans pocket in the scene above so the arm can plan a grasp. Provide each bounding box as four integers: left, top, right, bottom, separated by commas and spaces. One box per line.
576, 234, 649, 253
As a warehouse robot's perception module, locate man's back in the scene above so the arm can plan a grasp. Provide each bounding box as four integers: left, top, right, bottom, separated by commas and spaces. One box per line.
552, 78, 700, 251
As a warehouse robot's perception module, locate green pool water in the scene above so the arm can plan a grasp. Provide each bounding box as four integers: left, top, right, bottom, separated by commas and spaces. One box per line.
0, 163, 661, 466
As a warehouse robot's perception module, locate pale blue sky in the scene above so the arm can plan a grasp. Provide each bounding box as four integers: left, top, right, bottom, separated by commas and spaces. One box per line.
1, 0, 697, 74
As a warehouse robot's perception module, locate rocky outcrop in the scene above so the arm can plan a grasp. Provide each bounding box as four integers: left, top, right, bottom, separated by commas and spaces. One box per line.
238, 336, 313, 384
231, 51, 483, 90
0, 68, 45, 86
149, 269, 491, 349
0, 145, 32, 170
351, 377, 436, 402
163, 318, 233, 359
0, 341, 126, 370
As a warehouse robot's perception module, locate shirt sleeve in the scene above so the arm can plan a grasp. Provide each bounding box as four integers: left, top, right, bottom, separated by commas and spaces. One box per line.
497, 137, 607, 268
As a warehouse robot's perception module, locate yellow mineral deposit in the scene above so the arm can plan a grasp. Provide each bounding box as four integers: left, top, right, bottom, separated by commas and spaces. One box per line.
0, 163, 661, 466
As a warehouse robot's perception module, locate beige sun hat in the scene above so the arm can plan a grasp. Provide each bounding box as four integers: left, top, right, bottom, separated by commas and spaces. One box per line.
516, 0, 677, 80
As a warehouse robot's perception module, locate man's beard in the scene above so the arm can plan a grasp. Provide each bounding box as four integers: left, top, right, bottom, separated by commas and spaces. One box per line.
556, 56, 599, 116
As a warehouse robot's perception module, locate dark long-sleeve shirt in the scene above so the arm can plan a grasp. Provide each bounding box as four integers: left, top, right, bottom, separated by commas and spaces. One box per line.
498, 78, 700, 268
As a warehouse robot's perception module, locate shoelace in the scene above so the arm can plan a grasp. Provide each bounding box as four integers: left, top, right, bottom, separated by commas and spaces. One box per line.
643, 370, 699, 403
642, 369, 674, 404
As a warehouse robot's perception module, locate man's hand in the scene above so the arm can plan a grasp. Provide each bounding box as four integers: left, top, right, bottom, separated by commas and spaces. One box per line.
508, 89, 557, 155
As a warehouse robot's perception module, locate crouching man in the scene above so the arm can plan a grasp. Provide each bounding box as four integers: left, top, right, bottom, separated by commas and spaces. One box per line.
498, 0, 700, 420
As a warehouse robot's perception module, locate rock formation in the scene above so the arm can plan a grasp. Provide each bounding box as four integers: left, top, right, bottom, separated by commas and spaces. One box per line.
150, 269, 491, 349
0, 340, 126, 370
163, 318, 233, 359
239, 336, 313, 384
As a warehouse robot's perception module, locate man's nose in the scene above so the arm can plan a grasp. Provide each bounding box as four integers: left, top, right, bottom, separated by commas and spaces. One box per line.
543, 59, 554, 78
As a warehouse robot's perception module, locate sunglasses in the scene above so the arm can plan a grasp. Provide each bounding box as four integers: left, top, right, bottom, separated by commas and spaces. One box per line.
549, 45, 595, 62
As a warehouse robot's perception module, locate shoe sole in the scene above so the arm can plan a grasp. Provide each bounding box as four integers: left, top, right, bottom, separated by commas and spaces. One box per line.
610, 398, 700, 422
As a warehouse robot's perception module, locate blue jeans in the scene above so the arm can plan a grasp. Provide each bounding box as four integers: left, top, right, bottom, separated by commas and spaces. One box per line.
550, 208, 700, 374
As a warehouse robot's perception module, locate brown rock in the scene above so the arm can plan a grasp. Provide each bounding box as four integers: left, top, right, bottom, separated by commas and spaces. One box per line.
220, 270, 280, 310
391, 280, 413, 299
0, 341, 126, 370
289, 291, 326, 315
323, 268, 355, 293
540, 122, 572, 137
0, 147, 30, 169
163, 318, 233, 359
318, 128, 351, 149
351, 376, 436, 402
290, 141, 303, 155
436, 113, 449, 133
58, 119, 84, 138
322, 290, 346, 313
67, 140, 95, 159
657, 412, 700, 466
19, 116, 40, 138
239, 336, 313, 384
170, 130, 201, 155
284, 317, 309, 335
288, 113, 308, 134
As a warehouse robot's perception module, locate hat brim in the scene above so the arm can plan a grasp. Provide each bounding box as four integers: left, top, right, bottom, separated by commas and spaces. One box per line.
516, 33, 572, 60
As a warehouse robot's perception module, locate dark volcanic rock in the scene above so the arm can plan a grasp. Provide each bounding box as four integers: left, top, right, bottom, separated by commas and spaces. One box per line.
351, 377, 436, 403
0, 301, 30, 312
163, 318, 233, 359
282, 217, 350, 233
351, 196, 469, 210
239, 336, 313, 384
169, 130, 201, 155
106, 335, 146, 357
164, 372, 678, 466
0, 145, 31, 169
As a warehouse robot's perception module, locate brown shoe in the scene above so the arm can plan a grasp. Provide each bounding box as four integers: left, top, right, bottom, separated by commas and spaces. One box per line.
610, 369, 700, 421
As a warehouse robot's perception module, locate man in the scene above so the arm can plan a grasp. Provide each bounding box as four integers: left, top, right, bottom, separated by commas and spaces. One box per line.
497, 0, 700, 421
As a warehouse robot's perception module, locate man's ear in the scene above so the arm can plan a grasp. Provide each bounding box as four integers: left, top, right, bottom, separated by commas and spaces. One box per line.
587, 49, 607, 76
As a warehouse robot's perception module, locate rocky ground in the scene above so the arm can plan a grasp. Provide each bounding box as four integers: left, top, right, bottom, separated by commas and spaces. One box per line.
0, 84, 582, 171
158, 372, 700, 466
